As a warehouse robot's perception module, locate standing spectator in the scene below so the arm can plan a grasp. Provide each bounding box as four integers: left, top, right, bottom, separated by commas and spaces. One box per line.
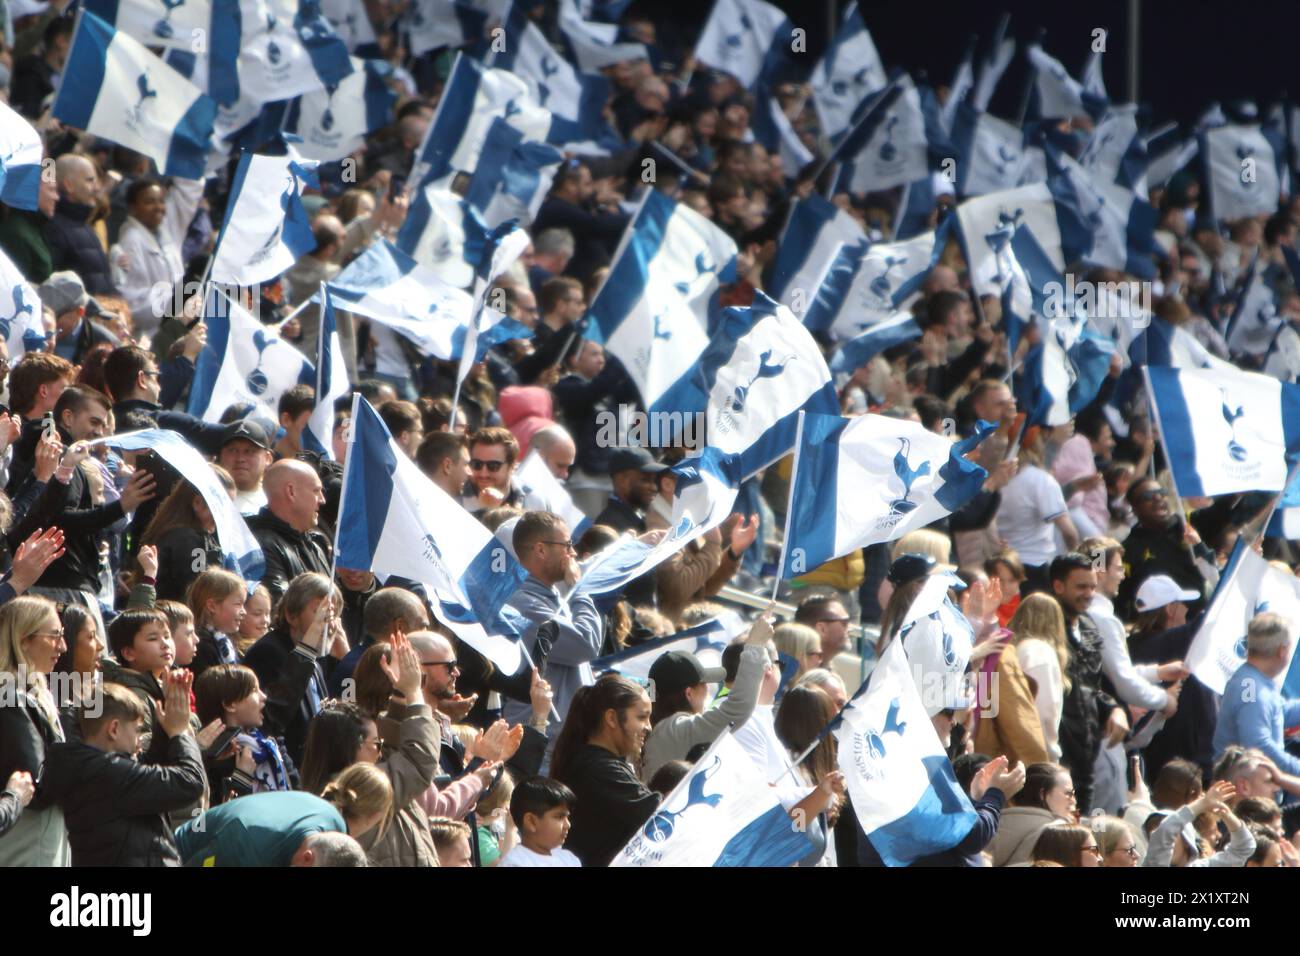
246, 460, 331, 603
11, 17, 71, 118
217, 420, 274, 517
997, 430, 1078, 594
111, 177, 204, 338
40, 272, 118, 365
45, 154, 116, 295
1214, 613, 1300, 780
1118, 479, 1212, 617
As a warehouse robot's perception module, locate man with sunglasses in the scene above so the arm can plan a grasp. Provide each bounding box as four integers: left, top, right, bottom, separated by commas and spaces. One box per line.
463, 425, 524, 512
1117, 478, 1213, 618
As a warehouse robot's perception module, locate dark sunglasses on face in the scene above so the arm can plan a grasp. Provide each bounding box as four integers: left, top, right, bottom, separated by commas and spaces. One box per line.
470, 459, 506, 472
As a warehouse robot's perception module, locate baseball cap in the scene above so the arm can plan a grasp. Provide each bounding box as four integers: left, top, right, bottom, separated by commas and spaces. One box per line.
648, 650, 726, 697
1134, 575, 1199, 613
221, 419, 271, 451
887, 552, 935, 587
607, 447, 668, 476
38, 271, 88, 317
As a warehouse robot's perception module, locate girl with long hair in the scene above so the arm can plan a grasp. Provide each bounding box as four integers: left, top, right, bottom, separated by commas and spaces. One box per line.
1009, 593, 1071, 761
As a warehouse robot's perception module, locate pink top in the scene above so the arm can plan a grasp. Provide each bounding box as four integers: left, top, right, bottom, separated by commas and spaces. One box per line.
1051, 433, 1108, 534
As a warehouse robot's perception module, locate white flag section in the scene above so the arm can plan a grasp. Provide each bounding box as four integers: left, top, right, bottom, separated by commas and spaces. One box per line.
835, 75, 929, 194
0, 99, 45, 212
953, 104, 1046, 198
210, 151, 319, 286
1185, 542, 1300, 696
572, 448, 741, 600
398, 184, 480, 288
590, 616, 742, 678
0, 248, 48, 359
954, 183, 1064, 297
187, 289, 315, 422
611, 730, 813, 867
1027, 44, 1086, 119
584, 189, 738, 413
834, 636, 978, 866
81, 0, 213, 49
694, 0, 789, 90
1145, 365, 1300, 498
516, 451, 591, 538
336, 397, 528, 675
810, 2, 885, 141
898, 571, 975, 717
557, 0, 648, 71
779, 413, 994, 577
52, 11, 216, 181
90, 429, 265, 587
1204, 124, 1283, 222
301, 287, 350, 460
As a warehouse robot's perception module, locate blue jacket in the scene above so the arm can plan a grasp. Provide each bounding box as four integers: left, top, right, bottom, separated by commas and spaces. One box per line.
1214, 662, 1300, 778
855, 789, 1006, 867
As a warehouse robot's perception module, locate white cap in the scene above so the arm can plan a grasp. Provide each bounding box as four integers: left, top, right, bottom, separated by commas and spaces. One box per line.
1134, 575, 1200, 613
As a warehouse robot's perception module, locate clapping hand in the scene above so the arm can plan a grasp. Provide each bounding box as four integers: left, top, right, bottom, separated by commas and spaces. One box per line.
157, 669, 195, 738
9, 528, 65, 594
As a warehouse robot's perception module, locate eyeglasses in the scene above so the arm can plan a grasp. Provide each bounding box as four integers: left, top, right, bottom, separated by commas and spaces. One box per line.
420, 660, 458, 671
364, 736, 384, 750
470, 459, 507, 472
141, 370, 161, 380
1120, 845, 1139, 859
1083, 843, 1103, 857
541, 540, 576, 552
32, 629, 65, 640
1060, 789, 1077, 799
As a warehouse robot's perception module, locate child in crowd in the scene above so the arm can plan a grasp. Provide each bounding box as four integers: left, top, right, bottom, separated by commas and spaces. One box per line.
498, 776, 581, 867
194, 664, 297, 802
187, 569, 248, 677
236, 585, 272, 656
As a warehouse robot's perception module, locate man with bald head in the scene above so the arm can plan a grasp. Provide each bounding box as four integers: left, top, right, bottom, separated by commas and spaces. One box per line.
46, 154, 117, 294
528, 425, 576, 482
247, 457, 332, 602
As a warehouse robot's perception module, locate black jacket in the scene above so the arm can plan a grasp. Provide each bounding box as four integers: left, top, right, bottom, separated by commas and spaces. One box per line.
1057, 612, 1121, 814
553, 358, 641, 477
1119, 521, 1212, 619
246, 508, 332, 603
555, 743, 660, 867
1129, 619, 1217, 782
111, 399, 229, 456
45, 198, 117, 295
0, 689, 62, 813
56, 318, 118, 366
241, 627, 336, 767
532, 196, 629, 282
152, 525, 223, 603
42, 734, 205, 866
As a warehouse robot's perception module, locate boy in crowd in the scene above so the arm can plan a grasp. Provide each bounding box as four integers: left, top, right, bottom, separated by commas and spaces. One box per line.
498, 776, 581, 867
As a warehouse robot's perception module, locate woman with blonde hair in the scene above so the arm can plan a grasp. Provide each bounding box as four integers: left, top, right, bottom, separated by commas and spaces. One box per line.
1009, 594, 1071, 761
772, 622, 823, 680
891, 528, 952, 566
186, 568, 248, 678
1096, 815, 1142, 867
321, 762, 394, 844
0, 595, 71, 865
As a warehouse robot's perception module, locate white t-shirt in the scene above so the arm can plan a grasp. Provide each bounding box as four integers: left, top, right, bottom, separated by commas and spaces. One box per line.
498, 845, 582, 867
234, 486, 267, 517
1015, 638, 1063, 761
996, 465, 1067, 567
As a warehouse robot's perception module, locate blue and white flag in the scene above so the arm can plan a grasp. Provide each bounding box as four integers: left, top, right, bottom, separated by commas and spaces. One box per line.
809, 2, 885, 141
204, 0, 354, 107
188, 289, 316, 422
301, 286, 350, 460
1145, 364, 1300, 498
1145, 122, 1198, 189
899, 570, 976, 716
832, 75, 930, 194
408, 54, 552, 189
53, 11, 216, 181
81, 0, 212, 49
557, 0, 647, 71
1266, 468, 1300, 543
1133, 316, 1232, 372
210, 150, 319, 286
272, 57, 396, 162
572, 448, 742, 599
971, 14, 1014, 112
397, 184, 481, 288
834, 634, 978, 867
695, 294, 837, 478
0, 248, 47, 359
612, 729, 813, 867
404, 0, 489, 56
325, 240, 477, 358
954, 182, 1065, 297
487, 0, 617, 145
336, 396, 528, 674
0, 100, 43, 212
1027, 44, 1104, 120
779, 412, 994, 576
1079, 104, 1148, 197
464, 118, 564, 229
1046, 148, 1158, 279
1226, 252, 1281, 358
938, 37, 975, 136
1184, 540, 1300, 696
693, 0, 792, 91
950, 101, 1046, 198
92, 429, 265, 587
802, 226, 941, 342
751, 88, 813, 175
591, 617, 734, 678
320, 0, 376, 50
583, 189, 737, 413
829, 310, 921, 376
1202, 123, 1285, 222
1016, 313, 1114, 427
516, 450, 591, 540
768, 193, 865, 319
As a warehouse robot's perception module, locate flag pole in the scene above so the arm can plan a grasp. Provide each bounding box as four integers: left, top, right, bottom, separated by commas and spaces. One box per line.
329, 393, 363, 591
517, 635, 563, 725
770, 410, 805, 603
1141, 365, 1197, 560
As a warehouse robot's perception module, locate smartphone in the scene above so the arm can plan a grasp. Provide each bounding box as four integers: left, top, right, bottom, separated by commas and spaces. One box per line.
203, 726, 240, 761
388, 174, 407, 202
1126, 753, 1144, 791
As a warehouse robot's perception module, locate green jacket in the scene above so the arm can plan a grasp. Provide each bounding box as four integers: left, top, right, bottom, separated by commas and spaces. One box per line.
0, 208, 52, 284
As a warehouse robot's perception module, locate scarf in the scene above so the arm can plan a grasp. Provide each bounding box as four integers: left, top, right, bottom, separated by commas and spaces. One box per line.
235, 729, 291, 792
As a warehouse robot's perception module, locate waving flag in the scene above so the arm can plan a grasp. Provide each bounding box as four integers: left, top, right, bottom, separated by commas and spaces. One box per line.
270, 57, 396, 162
751, 88, 813, 175
572, 448, 742, 600
1016, 313, 1114, 427
320, 0, 376, 49
971, 14, 1014, 112
584, 189, 737, 413
53, 11, 216, 180
591, 617, 735, 678
939, 37, 975, 135
404, 0, 488, 56
612, 729, 813, 868
0, 100, 43, 211
1226, 252, 1282, 358
301, 286, 350, 460
810, 2, 885, 141
1185, 541, 1300, 696
92, 429, 265, 587
694, 0, 792, 91
557, 0, 647, 71
336, 397, 528, 674
802, 226, 942, 342
1145, 122, 1199, 189
1027, 43, 1104, 120
1144, 364, 1300, 498
1134, 316, 1232, 372
516, 451, 591, 539
898, 571, 975, 716
829, 310, 922, 376
210, 151, 319, 286
188, 289, 315, 422
1079, 104, 1148, 197
1046, 148, 1158, 279
835, 634, 977, 866
397, 184, 482, 287
768, 193, 865, 319
950, 101, 1046, 198
1203, 123, 1285, 222
465, 118, 565, 229
779, 412, 994, 577
954, 183, 1064, 297
832, 75, 930, 195
0, 248, 48, 359
325, 240, 476, 357
81, 0, 213, 48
